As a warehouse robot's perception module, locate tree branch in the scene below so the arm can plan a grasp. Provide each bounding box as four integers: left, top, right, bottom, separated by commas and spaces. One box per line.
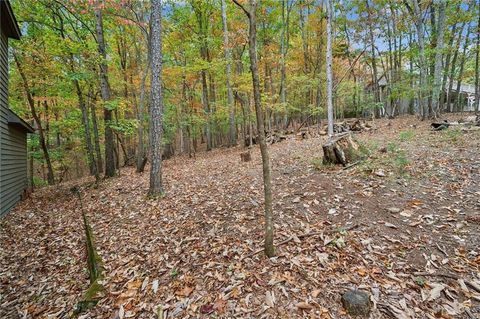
232, 0, 250, 18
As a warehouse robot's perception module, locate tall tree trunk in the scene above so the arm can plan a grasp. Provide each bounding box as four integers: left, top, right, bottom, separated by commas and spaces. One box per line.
137, 53, 150, 173
208, 72, 217, 148
407, 0, 429, 119
431, 0, 447, 118
76, 78, 98, 180
365, 0, 380, 113
221, 0, 236, 146
68, 58, 99, 182
94, 1, 116, 178
14, 54, 55, 185
279, 0, 293, 128
446, 22, 465, 112
233, 0, 274, 257
299, 0, 312, 108
201, 70, 212, 150
475, 3, 480, 111
148, 0, 164, 196
454, 24, 471, 111
192, 3, 212, 151
326, 0, 334, 136
440, 21, 459, 111
408, 30, 415, 114
89, 90, 103, 173
342, 19, 358, 113
428, 4, 437, 115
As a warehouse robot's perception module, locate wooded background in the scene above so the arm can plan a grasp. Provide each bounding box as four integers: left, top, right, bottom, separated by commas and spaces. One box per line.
7, 0, 480, 186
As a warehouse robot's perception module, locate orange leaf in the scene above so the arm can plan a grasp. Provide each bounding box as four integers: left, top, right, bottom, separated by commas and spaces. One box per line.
176, 285, 194, 297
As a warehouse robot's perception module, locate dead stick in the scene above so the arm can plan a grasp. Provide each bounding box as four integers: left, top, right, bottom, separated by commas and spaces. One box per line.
342, 160, 362, 170
465, 309, 475, 319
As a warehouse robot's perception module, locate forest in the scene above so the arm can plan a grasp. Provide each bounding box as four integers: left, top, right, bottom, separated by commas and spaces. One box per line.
1, 0, 480, 318
6, 0, 479, 185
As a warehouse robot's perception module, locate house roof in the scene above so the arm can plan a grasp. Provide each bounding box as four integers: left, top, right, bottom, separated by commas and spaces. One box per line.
7, 109, 35, 133
1, 0, 21, 40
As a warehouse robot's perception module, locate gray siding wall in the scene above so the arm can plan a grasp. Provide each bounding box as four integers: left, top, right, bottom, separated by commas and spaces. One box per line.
0, 29, 28, 215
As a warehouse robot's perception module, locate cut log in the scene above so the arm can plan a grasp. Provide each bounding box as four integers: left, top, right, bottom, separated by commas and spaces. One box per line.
431, 120, 450, 131
240, 151, 251, 162
322, 133, 360, 166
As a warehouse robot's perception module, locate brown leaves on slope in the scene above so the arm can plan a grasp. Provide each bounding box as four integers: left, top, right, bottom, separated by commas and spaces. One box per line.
1, 115, 479, 318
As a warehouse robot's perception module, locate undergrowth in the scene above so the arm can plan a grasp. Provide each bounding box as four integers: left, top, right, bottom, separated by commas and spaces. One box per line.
357, 140, 410, 177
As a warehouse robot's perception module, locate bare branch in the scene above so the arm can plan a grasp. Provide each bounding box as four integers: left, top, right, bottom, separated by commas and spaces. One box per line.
232, 0, 250, 18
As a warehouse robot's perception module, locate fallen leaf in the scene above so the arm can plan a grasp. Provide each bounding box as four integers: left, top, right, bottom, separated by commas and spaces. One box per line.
312, 289, 321, 298
265, 291, 275, 308
152, 279, 159, 294
296, 302, 314, 310
176, 286, 193, 297
213, 298, 227, 314
385, 222, 397, 229
426, 283, 446, 301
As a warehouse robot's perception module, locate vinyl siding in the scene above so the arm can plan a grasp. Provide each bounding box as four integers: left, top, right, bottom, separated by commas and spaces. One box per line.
0, 28, 28, 215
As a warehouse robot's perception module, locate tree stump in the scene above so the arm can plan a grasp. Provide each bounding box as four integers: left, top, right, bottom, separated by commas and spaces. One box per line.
240, 151, 251, 162
322, 133, 360, 166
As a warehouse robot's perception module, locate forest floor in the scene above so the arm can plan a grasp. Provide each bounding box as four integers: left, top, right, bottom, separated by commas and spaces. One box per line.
1, 114, 480, 319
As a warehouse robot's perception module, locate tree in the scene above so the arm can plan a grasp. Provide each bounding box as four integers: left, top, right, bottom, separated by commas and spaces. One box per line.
233, 0, 274, 257
431, 0, 447, 118
13, 53, 55, 185
148, 0, 164, 196
221, 0, 236, 147
405, 0, 428, 119
279, 0, 295, 127
326, 0, 334, 136
365, 0, 380, 115
94, 0, 116, 177
474, 3, 480, 112
191, 1, 213, 151
9, 0, 480, 187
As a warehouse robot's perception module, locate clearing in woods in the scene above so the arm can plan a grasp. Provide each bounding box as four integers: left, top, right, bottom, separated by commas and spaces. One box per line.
1, 115, 479, 318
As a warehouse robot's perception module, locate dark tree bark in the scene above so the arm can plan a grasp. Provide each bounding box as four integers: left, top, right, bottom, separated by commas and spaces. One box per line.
88, 89, 103, 174
148, 0, 164, 196
408, 30, 415, 114
136, 49, 150, 173
233, 0, 274, 257
94, 1, 116, 178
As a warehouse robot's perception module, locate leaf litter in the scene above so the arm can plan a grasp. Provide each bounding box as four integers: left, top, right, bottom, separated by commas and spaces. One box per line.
1, 115, 479, 318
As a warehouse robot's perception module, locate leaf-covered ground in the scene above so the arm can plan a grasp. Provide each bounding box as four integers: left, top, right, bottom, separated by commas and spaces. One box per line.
1, 115, 479, 319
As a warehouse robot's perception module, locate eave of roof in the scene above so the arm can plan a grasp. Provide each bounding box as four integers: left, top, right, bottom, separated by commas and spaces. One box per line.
7, 109, 35, 133
1, 0, 21, 40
